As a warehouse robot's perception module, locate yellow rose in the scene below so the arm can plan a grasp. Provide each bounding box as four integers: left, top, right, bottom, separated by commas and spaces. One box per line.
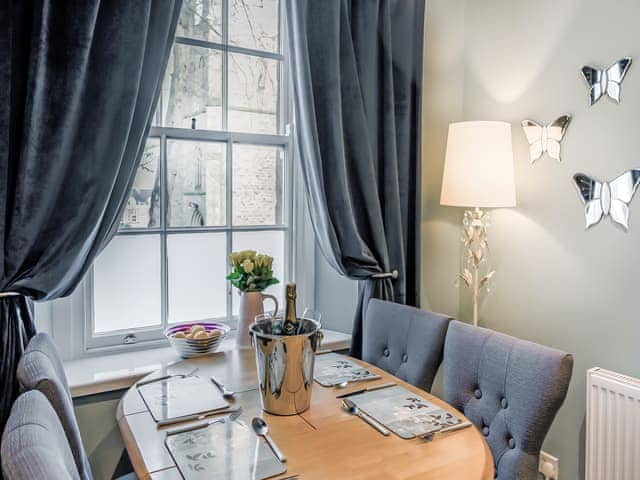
239, 250, 257, 261
242, 259, 254, 273
256, 255, 269, 268
230, 252, 242, 266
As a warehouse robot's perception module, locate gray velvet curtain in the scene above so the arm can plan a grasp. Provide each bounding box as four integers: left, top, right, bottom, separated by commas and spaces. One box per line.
287, 0, 424, 357
0, 0, 181, 432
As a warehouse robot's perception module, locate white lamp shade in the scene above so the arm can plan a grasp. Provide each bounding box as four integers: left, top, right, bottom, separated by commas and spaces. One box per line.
440, 121, 516, 208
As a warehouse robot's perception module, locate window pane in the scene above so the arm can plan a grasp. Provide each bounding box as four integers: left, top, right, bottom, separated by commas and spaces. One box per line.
167, 140, 226, 227
168, 233, 227, 323
228, 53, 279, 133
232, 230, 285, 315
177, 0, 223, 43
120, 138, 160, 229
232, 144, 283, 225
94, 235, 162, 333
161, 44, 222, 129
229, 0, 280, 53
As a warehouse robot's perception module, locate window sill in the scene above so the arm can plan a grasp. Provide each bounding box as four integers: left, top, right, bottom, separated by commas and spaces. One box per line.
65, 329, 351, 398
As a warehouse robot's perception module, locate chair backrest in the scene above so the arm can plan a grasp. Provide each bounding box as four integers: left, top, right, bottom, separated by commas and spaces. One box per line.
362, 299, 452, 391
443, 321, 573, 480
16, 333, 92, 480
1, 390, 80, 480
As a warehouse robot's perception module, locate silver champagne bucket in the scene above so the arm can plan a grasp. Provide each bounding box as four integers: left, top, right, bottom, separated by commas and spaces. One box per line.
250, 315, 323, 415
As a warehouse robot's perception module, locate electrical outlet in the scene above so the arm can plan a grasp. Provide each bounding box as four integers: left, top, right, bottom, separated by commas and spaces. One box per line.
539, 451, 559, 479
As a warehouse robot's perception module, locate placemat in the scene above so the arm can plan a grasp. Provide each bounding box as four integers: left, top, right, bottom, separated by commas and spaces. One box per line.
165, 419, 286, 480
313, 352, 380, 387
137, 376, 229, 423
350, 385, 463, 439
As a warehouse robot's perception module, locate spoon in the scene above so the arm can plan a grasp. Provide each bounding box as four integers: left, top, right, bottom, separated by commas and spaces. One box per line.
251, 417, 286, 462
342, 399, 390, 436
210, 376, 236, 399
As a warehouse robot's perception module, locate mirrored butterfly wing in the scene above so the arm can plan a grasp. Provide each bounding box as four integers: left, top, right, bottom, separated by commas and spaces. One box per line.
581, 66, 604, 105
605, 58, 631, 102
573, 173, 604, 228
548, 115, 571, 142
610, 200, 630, 229
546, 140, 561, 161
521, 120, 544, 162
606, 57, 632, 84
606, 82, 621, 103
545, 115, 571, 161
608, 169, 640, 229
609, 169, 640, 203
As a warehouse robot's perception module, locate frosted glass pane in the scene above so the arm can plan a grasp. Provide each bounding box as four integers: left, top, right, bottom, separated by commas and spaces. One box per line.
232, 230, 285, 315
94, 235, 161, 333
232, 144, 283, 226
168, 233, 227, 324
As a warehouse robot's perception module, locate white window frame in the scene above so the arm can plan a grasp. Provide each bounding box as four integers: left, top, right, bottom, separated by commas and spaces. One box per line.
61, 0, 314, 356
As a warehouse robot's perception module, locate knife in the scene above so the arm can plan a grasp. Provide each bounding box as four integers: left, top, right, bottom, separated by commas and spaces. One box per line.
166, 409, 242, 436
421, 421, 472, 441
157, 406, 239, 427
335, 382, 396, 399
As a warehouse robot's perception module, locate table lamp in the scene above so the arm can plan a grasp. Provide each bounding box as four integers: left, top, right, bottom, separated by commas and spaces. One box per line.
440, 121, 516, 326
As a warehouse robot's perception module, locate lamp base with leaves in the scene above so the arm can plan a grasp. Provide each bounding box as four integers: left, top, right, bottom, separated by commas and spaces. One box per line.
456, 208, 495, 327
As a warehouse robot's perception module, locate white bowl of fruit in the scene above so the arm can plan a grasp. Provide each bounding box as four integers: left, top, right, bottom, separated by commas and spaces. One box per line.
165, 322, 230, 358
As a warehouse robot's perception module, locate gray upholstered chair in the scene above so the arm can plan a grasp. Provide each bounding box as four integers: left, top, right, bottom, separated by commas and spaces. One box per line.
1, 390, 81, 480
362, 299, 452, 391
443, 321, 573, 480
16, 333, 92, 480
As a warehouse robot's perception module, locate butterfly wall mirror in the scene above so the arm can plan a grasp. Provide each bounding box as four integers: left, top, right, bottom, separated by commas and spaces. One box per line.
581, 57, 632, 106
573, 169, 640, 230
521, 115, 571, 163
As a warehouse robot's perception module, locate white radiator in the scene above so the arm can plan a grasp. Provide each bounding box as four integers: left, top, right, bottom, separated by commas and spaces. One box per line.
586, 367, 640, 480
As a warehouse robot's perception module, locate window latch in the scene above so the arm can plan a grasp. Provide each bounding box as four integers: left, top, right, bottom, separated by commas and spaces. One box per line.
123, 333, 138, 345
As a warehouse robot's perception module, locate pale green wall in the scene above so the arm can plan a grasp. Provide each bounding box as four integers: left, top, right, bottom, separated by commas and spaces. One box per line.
314, 248, 358, 333
74, 391, 126, 480
423, 1, 640, 479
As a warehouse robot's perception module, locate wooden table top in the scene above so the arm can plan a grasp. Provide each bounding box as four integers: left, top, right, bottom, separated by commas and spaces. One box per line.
117, 348, 493, 480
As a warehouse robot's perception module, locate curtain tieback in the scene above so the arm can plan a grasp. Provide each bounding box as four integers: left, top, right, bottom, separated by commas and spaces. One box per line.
0, 292, 21, 298
371, 270, 399, 280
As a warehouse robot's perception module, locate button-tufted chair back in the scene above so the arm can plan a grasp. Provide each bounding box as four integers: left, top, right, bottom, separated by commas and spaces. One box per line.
443, 321, 573, 480
1, 390, 81, 480
362, 299, 452, 391
17, 333, 93, 480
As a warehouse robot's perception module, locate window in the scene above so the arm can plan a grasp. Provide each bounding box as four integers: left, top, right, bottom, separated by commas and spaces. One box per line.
89, 0, 291, 349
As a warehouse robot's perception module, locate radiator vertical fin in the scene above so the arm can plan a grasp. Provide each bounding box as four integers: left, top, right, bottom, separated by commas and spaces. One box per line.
586, 368, 640, 480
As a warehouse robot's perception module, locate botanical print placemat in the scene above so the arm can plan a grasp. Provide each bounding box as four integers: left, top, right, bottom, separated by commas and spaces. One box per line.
350, 385, 463, 439
137, 376, 229, 423
165, 419, 286, 480
313, 352, 380, 387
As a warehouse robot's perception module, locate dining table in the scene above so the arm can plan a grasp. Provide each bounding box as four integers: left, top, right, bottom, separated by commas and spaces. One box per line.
117, 347, 494, 480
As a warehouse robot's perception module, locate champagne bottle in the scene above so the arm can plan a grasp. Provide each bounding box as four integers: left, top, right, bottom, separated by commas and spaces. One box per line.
282, 283, 298, 335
